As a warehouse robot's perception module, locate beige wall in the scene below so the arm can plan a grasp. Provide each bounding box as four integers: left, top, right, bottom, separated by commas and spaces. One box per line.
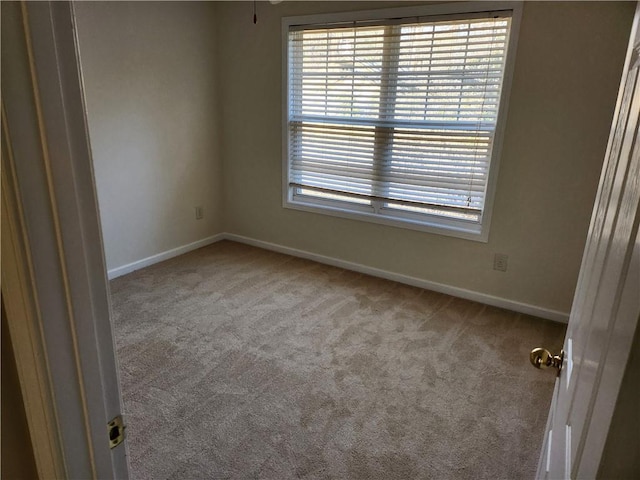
74, 1, 634, 313
217, 1, 635, 315
75, 1, 223, 272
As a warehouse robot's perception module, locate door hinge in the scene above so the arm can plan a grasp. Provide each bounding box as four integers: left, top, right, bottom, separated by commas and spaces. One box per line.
107, 415, 126, 449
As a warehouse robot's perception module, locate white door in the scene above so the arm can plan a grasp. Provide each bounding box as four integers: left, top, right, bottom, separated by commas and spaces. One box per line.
535, 4, 640, 479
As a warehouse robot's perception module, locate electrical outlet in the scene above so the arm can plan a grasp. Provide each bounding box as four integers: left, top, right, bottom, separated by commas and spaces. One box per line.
195, 206, 203, 220
493, 253, 508, 272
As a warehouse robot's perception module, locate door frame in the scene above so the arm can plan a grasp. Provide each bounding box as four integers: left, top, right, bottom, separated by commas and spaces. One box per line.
2, 106, 67, 479
1, 1, 127, 478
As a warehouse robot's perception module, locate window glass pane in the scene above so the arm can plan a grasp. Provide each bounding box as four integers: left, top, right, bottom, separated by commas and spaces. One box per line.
298, 188, 371, 205
293, 27, 385, 119
287, 11, 513, 235
290, 122, 376, 198
394, 19, 509, 124
387, 127, 491, 210
384, 202, 480, 222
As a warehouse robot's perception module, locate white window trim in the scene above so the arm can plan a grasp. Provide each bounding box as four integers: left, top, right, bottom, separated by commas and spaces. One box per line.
281, 1, 523, 242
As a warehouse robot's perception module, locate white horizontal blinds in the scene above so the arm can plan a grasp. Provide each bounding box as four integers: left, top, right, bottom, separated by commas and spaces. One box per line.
288, 13, 511, 221
387, 17, 510, 219
289, 25, 384, 204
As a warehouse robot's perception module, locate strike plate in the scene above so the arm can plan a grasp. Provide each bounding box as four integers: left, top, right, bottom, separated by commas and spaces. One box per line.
107, 415, 125, 449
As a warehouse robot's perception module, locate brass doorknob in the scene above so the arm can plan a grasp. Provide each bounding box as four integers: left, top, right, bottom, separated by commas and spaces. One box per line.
530, 348, 564, 376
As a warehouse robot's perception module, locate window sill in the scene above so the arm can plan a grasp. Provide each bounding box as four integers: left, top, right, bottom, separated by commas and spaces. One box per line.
283, 197, 490, 243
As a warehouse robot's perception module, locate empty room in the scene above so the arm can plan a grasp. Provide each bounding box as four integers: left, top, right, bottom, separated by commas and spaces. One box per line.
2, 1, 639, 479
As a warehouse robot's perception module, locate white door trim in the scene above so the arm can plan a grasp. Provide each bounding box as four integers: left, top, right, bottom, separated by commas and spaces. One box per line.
1, 1, 128, 477
2, 106, 67, 480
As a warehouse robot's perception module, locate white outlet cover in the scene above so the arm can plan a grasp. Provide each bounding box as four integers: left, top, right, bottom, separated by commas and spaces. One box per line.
494, 253, 508, 272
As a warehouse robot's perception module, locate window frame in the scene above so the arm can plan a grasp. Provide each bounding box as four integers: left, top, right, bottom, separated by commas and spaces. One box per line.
281, 1, 522, 242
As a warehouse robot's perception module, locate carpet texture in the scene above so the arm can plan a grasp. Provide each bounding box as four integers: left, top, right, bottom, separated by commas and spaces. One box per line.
110, 240, 566, 479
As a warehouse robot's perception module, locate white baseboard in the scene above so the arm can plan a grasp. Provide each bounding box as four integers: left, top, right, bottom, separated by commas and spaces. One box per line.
107, 234, 225, 279
107, 231, 569, 323
223, 233, 570, 324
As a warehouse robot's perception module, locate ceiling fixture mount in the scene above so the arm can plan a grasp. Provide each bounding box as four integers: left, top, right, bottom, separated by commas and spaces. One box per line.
253, 0, 284, 25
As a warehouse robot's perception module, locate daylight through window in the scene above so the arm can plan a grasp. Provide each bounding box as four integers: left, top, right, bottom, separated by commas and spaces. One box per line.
285, 8, 515, 238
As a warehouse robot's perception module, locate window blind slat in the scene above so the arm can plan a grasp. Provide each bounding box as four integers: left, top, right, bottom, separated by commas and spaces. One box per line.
290, 117, 496, 131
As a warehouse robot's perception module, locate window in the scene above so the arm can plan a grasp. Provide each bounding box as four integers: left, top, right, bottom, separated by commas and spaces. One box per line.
283, 3, 520, 240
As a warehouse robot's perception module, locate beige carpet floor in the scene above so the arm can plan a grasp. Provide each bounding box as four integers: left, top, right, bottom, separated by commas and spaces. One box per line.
110, 240, 566, 480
